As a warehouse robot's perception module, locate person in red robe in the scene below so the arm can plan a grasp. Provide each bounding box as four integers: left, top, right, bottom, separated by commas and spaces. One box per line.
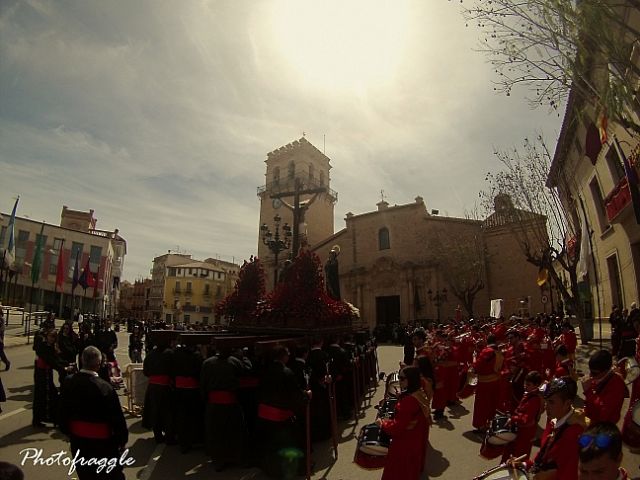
552, 344, 575, 379
579, 422, 630, 480
583, 350, 626, 426
510, 376, 587, 480
501, 370, 544, 462
470, 334, 503, 432
378, 366, 430, 480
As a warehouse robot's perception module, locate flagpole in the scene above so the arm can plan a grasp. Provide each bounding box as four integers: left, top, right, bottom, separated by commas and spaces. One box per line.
26, 222, 45, 344
54, 238, 65, 319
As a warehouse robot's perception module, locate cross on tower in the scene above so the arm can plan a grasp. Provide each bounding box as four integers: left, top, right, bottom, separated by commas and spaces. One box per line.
380, 189, 386, 202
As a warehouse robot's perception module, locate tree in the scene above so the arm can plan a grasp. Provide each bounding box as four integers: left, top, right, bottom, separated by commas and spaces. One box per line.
215, 255, 266, 326
459, 0, 640, 134
481, 136, 592, 342
432, 225, 487, 319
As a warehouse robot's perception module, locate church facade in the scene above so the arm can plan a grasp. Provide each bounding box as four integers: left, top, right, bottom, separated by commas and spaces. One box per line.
257, 138, 548, 329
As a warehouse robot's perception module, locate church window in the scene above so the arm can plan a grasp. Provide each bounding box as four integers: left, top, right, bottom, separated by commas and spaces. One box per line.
378, 227, 390, 250
273, 166, 280, 185
288, 161, 295, 179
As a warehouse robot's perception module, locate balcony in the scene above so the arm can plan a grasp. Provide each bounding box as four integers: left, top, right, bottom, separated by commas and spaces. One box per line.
605, 176, 632, 223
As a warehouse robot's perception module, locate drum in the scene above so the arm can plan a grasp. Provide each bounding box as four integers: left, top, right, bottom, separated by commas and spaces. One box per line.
487, 414, 517, 446
476, 466, 529, 480
376, 397, 397, 419
617, 357, 640, 385
354, 449, 386, 470
385, 371, 401, 398
357, 423, 391, 456
458, 371, 478, 399
479, 435, 504, 460
621, 400, 640, 448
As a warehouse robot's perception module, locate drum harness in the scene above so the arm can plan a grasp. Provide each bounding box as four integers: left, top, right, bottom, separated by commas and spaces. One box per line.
531, 420, 570, 474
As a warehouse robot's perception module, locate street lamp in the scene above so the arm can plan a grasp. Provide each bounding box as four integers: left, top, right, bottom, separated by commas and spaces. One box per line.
427, 288, 448, 323
260, 214, 292, 289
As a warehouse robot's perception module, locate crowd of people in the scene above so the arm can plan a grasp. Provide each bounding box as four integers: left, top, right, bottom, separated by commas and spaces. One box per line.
377, 310, 640, 480
0, 305, 638, 479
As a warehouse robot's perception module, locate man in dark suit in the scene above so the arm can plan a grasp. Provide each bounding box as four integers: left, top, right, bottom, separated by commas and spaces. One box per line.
59, 346, 128, 480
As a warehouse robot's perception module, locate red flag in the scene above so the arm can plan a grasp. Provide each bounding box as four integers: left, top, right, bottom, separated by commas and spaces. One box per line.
55, 241, 66, 289
78, 258, 96, 289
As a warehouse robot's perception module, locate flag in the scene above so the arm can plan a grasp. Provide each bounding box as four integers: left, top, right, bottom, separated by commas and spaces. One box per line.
78, 258, 95, 290
613, 136, 640, 224
30, 222, 45, 285
597, 111, 608, 145
536, 267, 549, 287
55, 239, 66, 289
576, 203, 591, 280
72, 254, 80, 293
4, 197, 19, 268
93, 265, 101, 298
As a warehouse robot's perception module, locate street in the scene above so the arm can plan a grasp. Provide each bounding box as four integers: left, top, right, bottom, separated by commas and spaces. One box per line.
0, 330, 638, 479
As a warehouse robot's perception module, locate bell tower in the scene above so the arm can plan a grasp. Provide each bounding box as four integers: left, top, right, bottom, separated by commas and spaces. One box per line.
257, 136, 337, 289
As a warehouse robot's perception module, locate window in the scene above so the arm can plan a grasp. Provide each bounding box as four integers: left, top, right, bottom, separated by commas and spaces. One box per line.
35, 233, 47, 248
89, 245, 102, 269
273, 166, 280, 185
177, 268, 182, 275
202, 316, 209, 324
53, 238, 63, 251
320, 171, 325, 186
605, 146, 625, 184
175, 281, 181, 293
204, 284, 210, 295
168, 267, 176, 276
378, 227, 390, 250
216, 285, 222, 298
288, 161, 295, 179
17, 230, 29, 247
184, 314, 191, 323
607, 254, 623, 308
589, 177, 609, 232
165, 313, 172, 323
186, 282, 192, 293
309, 163, 315, 181
71, 242, 83, 261
188, 268, 192, 275
49, 238, 63, 275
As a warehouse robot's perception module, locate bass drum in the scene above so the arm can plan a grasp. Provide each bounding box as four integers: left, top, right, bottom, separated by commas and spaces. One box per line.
385, 371, 401, 398
621, 400, 640, 448
357, 423, 391, 456
477, 466, 529, 480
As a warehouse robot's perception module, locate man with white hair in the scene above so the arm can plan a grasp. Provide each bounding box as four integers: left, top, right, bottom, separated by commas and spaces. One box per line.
59, 346, 128, 479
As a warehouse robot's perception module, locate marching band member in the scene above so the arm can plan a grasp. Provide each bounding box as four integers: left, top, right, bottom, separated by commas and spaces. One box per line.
553, 344, 576, 379
377, 366, 431, 480
578, 422, 629, 480
510, 376, 587, 480
583, 350, 626, 426
501, 370, 544, 462
471, 334, 503, 433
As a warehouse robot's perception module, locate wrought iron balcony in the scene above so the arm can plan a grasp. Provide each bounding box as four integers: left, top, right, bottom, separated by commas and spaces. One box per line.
604, 176, 632, 223
257, 176, 337, 203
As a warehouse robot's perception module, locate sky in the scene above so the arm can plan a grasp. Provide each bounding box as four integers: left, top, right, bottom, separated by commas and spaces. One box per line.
0, 0, 565, 282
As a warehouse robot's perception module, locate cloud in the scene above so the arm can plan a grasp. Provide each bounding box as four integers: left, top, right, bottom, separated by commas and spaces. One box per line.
0, 0, 564, 280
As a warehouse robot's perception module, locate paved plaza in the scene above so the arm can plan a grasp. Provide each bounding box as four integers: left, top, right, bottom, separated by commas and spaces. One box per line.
0, 323, 639, 479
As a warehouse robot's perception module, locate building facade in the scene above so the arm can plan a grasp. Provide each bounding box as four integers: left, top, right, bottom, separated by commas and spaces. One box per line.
257, 137, 337, 289
0, 206, 126, 318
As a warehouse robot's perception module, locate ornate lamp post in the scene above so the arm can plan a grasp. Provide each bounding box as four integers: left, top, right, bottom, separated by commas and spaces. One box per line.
260, 214, 292, 289
427, 288, 448, 323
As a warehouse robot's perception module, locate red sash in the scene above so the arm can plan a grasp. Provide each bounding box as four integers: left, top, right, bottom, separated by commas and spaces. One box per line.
148, 375, 171, 386
175, 376, 199, 389
208, 390, 237, 404
35, 357, 50, 370
69, 420, 111, 439
258, 403, 294, 422
239, 376, 260, 388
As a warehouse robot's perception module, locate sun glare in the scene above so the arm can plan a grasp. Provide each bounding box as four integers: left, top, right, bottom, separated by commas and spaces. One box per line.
268, 0, 410, 93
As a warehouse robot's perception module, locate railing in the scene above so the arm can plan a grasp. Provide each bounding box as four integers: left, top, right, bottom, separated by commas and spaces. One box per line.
257, 176, 337, 202
604, 176, 632, 222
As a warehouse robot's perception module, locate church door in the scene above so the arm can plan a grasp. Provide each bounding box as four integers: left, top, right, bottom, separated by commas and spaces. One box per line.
376, 295, 400, 327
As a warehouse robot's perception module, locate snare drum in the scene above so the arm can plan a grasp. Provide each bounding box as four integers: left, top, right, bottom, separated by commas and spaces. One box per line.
385, 371, 401, 398
458, 371, 478, 399
357, 423, 391, 456
621, 400, 640, 448
487, 414, 517, 446
476, 466, 529, 480
617, 357, 640, 385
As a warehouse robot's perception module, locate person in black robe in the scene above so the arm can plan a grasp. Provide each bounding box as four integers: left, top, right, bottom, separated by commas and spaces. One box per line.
256, 346, 309, 478
59, 346, 128, 480
33, 327, 71, 427
327, 337, 353, 420
142, 341, 175, 444
307, 338, 331, 441
95, 320, 118, 362
201, 348, 248, 470
172, 343, 203, 453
